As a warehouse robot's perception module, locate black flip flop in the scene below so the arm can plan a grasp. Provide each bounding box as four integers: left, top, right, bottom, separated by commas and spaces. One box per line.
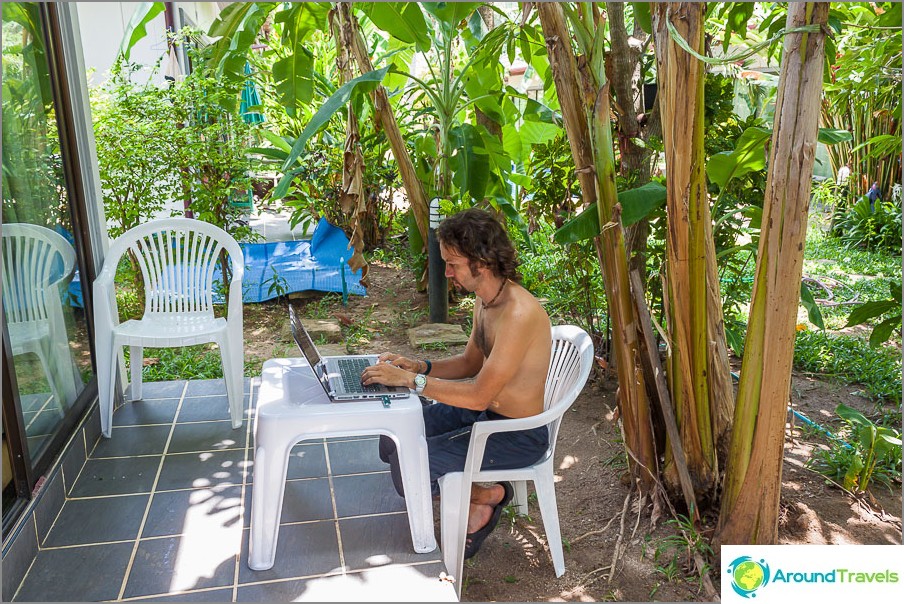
464, 481, 514, 559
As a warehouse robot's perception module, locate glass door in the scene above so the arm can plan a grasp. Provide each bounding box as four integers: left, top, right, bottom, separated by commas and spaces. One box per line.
2, 2, 97, 522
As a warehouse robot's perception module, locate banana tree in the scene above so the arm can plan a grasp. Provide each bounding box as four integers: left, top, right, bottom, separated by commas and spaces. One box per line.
537, 2, 658, 494
717, 2, 829, 546
652, 2, 734, 506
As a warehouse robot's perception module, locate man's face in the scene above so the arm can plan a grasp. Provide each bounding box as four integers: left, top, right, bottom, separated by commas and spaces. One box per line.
440, 243, 480, 293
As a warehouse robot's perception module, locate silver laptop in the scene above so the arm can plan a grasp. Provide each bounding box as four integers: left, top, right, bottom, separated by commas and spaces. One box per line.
288, 304, 409, 401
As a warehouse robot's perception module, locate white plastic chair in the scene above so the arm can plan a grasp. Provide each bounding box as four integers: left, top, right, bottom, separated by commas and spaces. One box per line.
438, 324, 594, 595
93, 218, 245, 437
2, 223, 80, 409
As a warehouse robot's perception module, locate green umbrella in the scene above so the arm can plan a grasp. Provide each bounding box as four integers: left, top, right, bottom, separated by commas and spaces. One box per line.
240, 61, 264, 124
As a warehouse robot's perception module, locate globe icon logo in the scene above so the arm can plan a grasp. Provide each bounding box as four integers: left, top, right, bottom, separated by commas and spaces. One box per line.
727, 556, 770, 598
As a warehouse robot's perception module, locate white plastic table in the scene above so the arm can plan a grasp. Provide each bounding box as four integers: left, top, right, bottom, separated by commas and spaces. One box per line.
248, 357, 437, 571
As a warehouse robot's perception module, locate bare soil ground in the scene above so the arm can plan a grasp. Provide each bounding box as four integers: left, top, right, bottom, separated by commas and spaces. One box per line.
243, 261, 902, 602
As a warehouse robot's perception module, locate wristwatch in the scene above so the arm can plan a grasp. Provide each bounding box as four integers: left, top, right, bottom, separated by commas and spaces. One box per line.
413, 373, 427, 393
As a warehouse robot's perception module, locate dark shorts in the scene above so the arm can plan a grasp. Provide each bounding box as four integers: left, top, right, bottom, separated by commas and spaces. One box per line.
379, 402, 549, 497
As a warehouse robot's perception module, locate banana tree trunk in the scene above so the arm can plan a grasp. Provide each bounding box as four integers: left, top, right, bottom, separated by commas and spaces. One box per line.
330, 7, 368, 283
607, 2, 654, 278
717, 2, 828, 546
652, 3, 733, 505
337, 3, 429, 251
539, 2, 657, 491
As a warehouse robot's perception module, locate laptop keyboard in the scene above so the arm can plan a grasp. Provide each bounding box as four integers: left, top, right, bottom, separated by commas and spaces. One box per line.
337, 358, 383, 392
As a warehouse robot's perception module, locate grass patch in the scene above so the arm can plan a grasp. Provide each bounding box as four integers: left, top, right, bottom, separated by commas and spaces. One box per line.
793, 330, 902, 404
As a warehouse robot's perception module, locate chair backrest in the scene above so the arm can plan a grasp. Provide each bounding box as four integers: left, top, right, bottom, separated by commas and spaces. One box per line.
2, 223, 76, 325
101, 218, 244, 318
543, 324, 595, 456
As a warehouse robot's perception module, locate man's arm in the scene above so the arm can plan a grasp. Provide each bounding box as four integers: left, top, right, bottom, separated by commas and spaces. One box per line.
363, 306, 534, 411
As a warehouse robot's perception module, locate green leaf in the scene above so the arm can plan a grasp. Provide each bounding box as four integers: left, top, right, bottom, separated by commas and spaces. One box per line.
523, 98, 559, 124
260, 129, 293, 153
869, 315, 901, 348
449, 123, 490, 202
120, 2, 166, 60
518, 121, 560, 146
844, 300, 898, 327
619, 182, 667, 227
890, 281, 902, 304
706, 126, 770, 188
554, 204, 599, 245
724, 3, 755, 53
799, 282, 825, 330
281, 66, 391, 171
835, 403, 872, 428
274, 3, 330, 41
273, 48, 314, 114
817, 128, 853, 145
554, 183, 668, 244
207, 3, 278, 81
631, 2, 652, 34
422, 2, 481, 33
360, 2, 431, 53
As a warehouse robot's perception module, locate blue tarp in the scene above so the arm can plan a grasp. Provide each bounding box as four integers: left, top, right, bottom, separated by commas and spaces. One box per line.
233, 217, 366, 303
68, 218, 365, 307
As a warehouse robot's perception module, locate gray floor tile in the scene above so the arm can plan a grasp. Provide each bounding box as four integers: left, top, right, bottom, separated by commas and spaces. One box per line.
279, 477, 335, 523
238, 522, 341, 585
168, 420, 248, 454
339, 514, 434, 570
143, 485, 244, 538
13, 542, 133, 602
184, 377, 252, 397
113, 398, 180, 426
125, 587, 235, 602
326, 438, 386, 475
237, 563, 453, 602
132, 380, 187, 400
287, 442, 328, 479
69, 456, 161, 497
2, 516, 37, 603
184, 378, 229, 396
43, 494, 150, 547
177, 394, 252, 423
123, 535, 238, 598
90, 425, 172, 458
157, 449, 250, 491
33, 471, 65, 543
333, 473, 406, 518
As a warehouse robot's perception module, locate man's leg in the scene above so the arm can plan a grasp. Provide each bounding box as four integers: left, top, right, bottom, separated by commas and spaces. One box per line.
380, 403, 482, 497
467, 483, 507, 533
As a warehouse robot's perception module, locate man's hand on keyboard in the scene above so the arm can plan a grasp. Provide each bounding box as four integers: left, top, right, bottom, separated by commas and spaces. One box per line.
361, 359, 416, 390
375, 353, 422, 373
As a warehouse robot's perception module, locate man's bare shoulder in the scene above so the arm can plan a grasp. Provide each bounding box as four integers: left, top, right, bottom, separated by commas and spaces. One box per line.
506, 283, 551, 327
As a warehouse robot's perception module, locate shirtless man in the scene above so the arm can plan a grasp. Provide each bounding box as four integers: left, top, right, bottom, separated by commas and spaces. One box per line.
361, 208, 552, 558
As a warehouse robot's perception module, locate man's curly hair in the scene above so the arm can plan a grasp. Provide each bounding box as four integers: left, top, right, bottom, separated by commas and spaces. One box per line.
436, 208, 521, 282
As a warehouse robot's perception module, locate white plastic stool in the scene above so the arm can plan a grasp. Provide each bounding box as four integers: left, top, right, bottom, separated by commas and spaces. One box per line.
248, 358, 437, 571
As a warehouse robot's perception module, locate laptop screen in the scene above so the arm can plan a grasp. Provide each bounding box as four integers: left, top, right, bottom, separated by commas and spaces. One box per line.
289, 305, 323, 370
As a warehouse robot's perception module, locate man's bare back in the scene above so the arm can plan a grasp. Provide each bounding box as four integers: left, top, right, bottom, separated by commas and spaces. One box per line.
472, 281, 551, 418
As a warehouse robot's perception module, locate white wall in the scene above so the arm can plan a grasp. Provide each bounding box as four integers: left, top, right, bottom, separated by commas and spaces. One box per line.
75, 2, 171, 87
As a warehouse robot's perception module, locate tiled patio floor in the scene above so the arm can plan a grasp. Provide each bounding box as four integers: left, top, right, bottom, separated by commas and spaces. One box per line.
8, 378, 456, 602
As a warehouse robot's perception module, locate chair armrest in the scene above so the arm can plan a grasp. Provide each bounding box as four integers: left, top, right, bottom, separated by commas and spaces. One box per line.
461, 405, 563, 478
92, 265, 120, 329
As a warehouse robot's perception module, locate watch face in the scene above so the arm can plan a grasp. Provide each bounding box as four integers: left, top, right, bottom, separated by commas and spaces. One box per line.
415, 374, 427, 389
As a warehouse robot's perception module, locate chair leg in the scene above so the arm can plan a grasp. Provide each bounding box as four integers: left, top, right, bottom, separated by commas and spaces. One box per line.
512, 480, 529, 516
129, 346, 143, 401
96, 338, 118, 438
438, 472, 469, 598
218, 334, 244, 429
534, 473, 566, 577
